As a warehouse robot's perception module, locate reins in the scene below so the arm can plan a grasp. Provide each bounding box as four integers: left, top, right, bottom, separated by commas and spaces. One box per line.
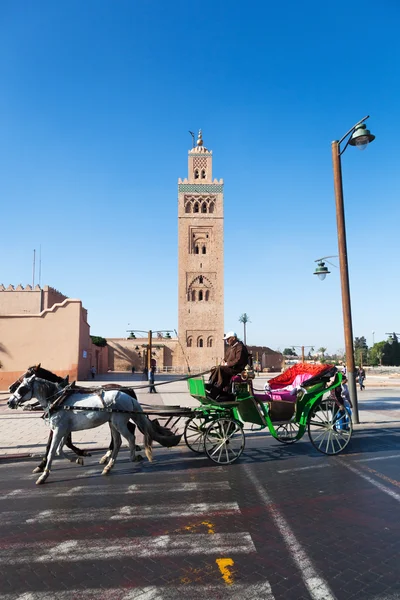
116, 369, 211, 390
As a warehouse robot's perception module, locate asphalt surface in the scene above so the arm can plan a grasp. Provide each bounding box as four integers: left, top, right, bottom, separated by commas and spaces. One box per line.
1, 426, 400, 600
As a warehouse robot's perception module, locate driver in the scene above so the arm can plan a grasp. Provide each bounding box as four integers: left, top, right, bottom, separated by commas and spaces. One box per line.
208, 331, 249, 393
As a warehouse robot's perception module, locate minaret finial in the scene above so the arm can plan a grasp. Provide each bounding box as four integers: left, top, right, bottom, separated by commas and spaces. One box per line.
197, 129, 203, 147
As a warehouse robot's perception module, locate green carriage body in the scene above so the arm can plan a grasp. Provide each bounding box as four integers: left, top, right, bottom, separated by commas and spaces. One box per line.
186, 368, 352, 463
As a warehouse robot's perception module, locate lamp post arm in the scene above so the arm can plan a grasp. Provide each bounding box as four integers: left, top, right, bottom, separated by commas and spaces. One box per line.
332, 140, 359, 423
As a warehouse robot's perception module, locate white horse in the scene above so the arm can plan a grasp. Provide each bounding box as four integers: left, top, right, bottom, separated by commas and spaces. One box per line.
8, 375, 181, 485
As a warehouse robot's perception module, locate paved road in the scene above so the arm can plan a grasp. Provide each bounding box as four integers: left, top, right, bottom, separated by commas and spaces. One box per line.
1, 426, 400, 599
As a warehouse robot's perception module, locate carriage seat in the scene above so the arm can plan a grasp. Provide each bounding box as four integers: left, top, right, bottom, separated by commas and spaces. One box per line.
253, 390, 297, 405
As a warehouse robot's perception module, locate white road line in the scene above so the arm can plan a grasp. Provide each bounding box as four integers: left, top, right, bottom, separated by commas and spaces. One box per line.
0, 502, 239, 526
246, 468, 336, 600
10, 502, 239, 525
0, 582, 275, 600
337, 460, 400, 503
75, 468, 101, 478
1, 481, 231, 501
2, 489, 24, 498
0, 533, 256, 564
55, 481, 230, 496
355, 453, 400, 463
277, 464, 329, 474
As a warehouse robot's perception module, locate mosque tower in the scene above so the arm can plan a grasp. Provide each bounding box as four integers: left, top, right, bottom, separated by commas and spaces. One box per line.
177, 130, 224, 368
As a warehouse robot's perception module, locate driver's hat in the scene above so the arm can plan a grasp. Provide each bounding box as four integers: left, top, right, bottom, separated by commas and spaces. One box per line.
223, 331, 237, 340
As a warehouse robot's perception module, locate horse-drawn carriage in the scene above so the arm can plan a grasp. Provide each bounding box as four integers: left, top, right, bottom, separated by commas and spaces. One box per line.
184, 363, 352, 464
7, 362, 352, 484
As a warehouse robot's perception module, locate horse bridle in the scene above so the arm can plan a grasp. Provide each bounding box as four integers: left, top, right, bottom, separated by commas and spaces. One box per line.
8, 376, 35, 406
8, 366, 37, 393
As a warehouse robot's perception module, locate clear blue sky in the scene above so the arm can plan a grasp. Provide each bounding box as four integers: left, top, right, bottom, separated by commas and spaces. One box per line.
1, 0, 399, 353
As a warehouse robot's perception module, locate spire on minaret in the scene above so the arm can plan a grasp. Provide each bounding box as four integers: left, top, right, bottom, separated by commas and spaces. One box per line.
190, 128, 210, 154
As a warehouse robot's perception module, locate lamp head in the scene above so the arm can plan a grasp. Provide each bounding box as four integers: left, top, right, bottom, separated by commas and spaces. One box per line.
313, 261, 330, 280
349, 123, 375, 151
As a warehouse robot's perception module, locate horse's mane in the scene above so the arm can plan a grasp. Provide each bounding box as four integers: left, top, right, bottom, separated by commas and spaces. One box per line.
33, 366, 66, 384
35, 377, 61, 396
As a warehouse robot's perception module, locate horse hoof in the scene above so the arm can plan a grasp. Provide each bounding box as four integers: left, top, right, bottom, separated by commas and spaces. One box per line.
101, 468, 110, 475
36, 476, 46, 485
134, 454, 144, 462
76, 457, 84, 466
32, 466, 43, 474
99, 456, 108, 465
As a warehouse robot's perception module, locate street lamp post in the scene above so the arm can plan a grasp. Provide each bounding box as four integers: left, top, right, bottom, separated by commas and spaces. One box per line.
331, 116, 375, 424
126, 328, 174, 373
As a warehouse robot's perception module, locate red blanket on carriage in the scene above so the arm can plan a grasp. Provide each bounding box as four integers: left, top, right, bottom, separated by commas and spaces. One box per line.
268, 363, 335, 390
256, 363, 335, 404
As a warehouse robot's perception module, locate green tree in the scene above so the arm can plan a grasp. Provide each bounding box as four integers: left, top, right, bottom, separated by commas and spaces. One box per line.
238, 313, 251, 344
368, 341, 385, 366
283, 347, 297, 356
382, 337, 400, 366
354, 336, 368, 365
90, 336, 107, 347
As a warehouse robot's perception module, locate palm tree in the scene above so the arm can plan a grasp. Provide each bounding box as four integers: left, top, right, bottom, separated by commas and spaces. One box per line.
318, 347, 327, 361
238, 313, 250, 344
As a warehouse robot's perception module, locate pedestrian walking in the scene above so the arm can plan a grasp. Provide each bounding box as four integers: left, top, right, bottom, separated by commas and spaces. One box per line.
338, 376, 353, 431
148, 365, 157, 393
90, 366, 96, 380
357, 366, 366, 391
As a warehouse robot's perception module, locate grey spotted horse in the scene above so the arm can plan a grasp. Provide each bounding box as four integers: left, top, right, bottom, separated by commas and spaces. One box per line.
8, 372, 181, 484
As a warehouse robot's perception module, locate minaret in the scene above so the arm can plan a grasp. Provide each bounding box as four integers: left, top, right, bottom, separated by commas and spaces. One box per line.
178, 130, 224, 369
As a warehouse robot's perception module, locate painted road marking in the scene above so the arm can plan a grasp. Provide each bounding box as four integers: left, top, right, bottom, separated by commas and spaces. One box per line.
0, 533, 256, 564
277, 463, 329, 474
0, 502, 240, 526
58, 481, 231, 495
0, 481, 231, 501
0, 582, 276, 600
216, 557, 235, 584
338, 459, 400, 503
355, 453, 400, 463
246, 468, 336, 600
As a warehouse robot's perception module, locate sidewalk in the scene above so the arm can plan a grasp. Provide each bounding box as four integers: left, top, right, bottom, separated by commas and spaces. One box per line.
1, 375, 400, 459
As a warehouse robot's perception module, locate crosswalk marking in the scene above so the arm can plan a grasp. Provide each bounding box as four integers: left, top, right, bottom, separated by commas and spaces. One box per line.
0, 481, 231, 501
246, 468, 336, 600
0, 582, 276, 600
0, 533, 256, 564
0, 502, 240, 525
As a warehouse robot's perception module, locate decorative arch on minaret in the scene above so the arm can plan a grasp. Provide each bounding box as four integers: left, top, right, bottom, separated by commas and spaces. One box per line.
187, 274, 213, 302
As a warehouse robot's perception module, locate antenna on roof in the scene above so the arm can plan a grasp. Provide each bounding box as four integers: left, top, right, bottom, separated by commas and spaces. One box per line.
32, 249, 36, 288
188, 131, 195, 148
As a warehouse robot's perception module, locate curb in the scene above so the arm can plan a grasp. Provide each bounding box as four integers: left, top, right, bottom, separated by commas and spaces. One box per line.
0, 453, 32, 461
0, 446, 110, 461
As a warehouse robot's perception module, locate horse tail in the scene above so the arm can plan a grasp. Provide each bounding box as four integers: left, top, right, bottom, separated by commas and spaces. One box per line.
134, 414, 182, 451
122, 391, 182, 459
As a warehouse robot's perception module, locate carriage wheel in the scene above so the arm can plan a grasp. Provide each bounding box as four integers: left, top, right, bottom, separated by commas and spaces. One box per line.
307, 398, 352, 455
204, 418, 245, 464
184, 417, 208, 453
275, 422, 300, 444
